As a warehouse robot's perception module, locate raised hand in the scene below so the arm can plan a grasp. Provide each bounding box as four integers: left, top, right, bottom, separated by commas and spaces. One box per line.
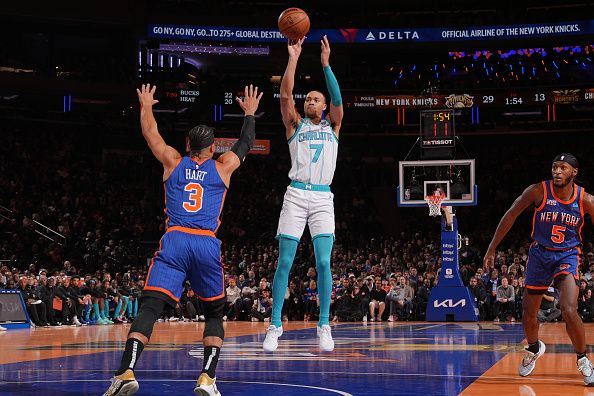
236, 84, 263, 116
136, 84, 159, 108
287, 37, 305, 60
321, 35, 330, 67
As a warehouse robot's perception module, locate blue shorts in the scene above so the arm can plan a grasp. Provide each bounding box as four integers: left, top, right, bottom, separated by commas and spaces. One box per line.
525, 242, 579, 292
144, 227, 224, 305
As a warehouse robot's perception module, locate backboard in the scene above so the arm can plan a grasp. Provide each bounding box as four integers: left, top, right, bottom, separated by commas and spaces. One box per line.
397, 159, 477, 207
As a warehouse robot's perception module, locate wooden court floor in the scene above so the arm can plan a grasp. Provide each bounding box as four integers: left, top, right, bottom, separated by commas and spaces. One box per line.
1, 321, 594, 395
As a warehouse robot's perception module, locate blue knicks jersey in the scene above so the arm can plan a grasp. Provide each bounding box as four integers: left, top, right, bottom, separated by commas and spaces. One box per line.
164, 157, 227, 233
532, 181, 584, 249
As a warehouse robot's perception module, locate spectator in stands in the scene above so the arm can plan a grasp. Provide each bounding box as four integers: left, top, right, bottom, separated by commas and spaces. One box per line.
303, 279, 319, 321
70, 276, 90, 325
360, 276, 374, 320
250, 288, 272, 322
578, 287, 594, 322
468, 277, 487, 320
416, 278, 431, 320
369, 278, 386, 321
402, 276, 415, 317
20, 277, 49, 327
37, 275, 60, 326
493, 277, 515, 322
509, 256, 525, 276
386, 278, 405, 322
335, 285, 363, 322
484, 268, 500, 319
538, 287, 561, 323
237, 274, 248, 290
110, 279, 128, 323
56, 277, 79, 325
180, 283, 203, 322
239, 278, 258, 319
283, 279, 303, 321
223, 277, 241, 321
513, 277, 525, 320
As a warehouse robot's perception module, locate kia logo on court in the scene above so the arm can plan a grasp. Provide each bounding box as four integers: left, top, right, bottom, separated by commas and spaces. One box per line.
434, 299, 466, 308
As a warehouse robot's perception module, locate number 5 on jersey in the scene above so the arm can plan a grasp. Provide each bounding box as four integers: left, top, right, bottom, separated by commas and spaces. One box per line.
183, 182, 204, 212
551, 225, 566, 243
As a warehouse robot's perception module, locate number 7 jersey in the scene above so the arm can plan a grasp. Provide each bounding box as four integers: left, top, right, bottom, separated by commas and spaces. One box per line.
287, 118, 339, 186
532, 180, 584, 249
164, 157, 227, 233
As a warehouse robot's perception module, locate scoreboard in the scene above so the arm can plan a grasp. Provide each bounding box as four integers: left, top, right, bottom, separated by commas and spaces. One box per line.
346, 88, 594, 109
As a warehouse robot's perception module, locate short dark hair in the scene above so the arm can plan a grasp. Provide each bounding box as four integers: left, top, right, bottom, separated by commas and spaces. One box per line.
187, 125, 215, 152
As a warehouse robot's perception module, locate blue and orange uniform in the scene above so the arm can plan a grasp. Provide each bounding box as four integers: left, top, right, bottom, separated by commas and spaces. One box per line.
526, 180, 585, 292
144, 156, 227, 305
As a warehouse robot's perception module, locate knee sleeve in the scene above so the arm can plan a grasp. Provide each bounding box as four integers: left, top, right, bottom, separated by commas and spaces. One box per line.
203, 297, 225, 340
130, 296, 167, 339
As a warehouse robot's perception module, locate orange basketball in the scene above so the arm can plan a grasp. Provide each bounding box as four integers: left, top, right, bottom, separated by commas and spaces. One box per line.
278, 8, 310, 40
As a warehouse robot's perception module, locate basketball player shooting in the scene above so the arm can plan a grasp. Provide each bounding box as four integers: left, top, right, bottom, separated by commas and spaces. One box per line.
484, 153, 594, 385
263, 35, 344, 352
103, 83, 262, 396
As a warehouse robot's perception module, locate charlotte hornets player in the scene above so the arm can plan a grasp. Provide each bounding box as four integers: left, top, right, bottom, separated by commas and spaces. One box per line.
484, 153, 594, 385
104, 84, 262, 396
264, 35, 344, 352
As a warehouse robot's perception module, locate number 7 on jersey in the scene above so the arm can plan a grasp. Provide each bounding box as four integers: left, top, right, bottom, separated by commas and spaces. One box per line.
310, 144, 323, 163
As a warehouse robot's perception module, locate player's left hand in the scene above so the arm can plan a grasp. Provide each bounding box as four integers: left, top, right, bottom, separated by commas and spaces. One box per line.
321, 35, 330, 67
236, 84, 263, 116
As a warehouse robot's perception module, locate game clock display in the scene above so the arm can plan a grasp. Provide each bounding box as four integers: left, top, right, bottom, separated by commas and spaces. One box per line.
420, 109, 455, 148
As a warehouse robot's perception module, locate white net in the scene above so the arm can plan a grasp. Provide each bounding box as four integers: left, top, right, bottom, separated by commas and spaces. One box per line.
425, 192, 446, 217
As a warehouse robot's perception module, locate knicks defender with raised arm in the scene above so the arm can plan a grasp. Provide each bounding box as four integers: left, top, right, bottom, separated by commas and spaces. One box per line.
264, 35, 344, 352
103, 84, 262, 396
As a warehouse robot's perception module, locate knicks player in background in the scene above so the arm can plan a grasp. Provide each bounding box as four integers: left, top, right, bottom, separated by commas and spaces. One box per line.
263, 35, 343, 352
104, 83, 262, 396
484, 153, 594, 385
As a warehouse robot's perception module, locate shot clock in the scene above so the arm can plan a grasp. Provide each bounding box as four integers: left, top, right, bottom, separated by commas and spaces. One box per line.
419, 109, 455, 159
420, 109, 455, 148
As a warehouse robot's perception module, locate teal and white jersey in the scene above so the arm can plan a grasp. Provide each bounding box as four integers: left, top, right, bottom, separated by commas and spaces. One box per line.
287, 117, 339, 186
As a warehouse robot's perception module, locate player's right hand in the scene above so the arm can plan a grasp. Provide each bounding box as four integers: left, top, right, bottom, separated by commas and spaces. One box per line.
287, 37, 304, 59
136, 83, 159, 109
483, 249, 495, 272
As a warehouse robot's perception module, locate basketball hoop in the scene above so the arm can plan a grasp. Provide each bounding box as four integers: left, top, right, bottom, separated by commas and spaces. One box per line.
425, 191, 446, 217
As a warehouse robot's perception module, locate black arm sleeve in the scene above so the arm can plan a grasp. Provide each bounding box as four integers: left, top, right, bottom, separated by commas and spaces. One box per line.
230, 115, 255, 163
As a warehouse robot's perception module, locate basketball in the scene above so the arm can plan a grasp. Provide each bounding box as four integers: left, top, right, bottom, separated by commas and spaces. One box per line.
278, 8, 310, 40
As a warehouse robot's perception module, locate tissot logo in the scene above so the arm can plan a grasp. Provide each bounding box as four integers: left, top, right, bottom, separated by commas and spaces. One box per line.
422, 139, 454, 146
434, 299, 466, 308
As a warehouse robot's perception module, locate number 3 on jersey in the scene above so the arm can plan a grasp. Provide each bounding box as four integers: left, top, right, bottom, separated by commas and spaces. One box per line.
183, 182, 204, 212
551, 225, 566, 243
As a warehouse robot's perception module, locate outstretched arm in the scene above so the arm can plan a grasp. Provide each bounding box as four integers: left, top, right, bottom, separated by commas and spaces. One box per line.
136, 84, 181, 180
280, 38, 304, 140
483, 183, 543, 270
320, 35, 344, 136
216, 84, 263, 187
